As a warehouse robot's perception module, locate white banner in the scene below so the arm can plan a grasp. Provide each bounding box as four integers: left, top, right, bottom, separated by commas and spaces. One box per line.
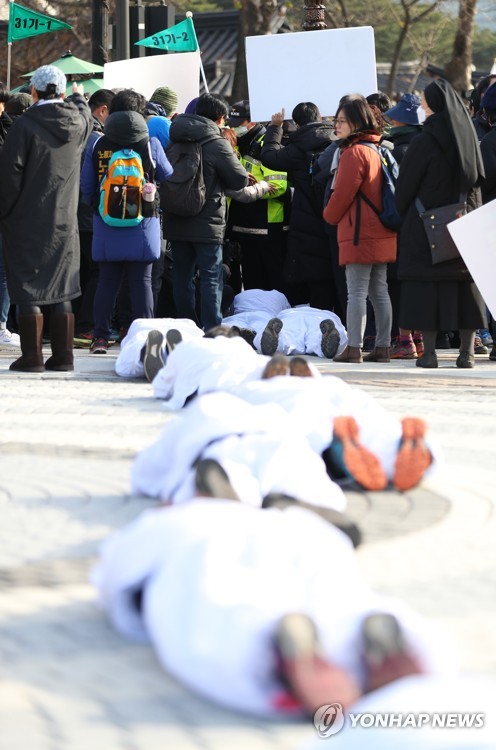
104, 52, 200, 114
246, 26, 377, 122
448, 198, 496, 319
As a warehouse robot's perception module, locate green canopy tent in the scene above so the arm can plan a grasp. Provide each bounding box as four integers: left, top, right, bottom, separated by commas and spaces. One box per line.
21, 51, 104, 77
18, 51, 104, 96
10, 77, 103, 97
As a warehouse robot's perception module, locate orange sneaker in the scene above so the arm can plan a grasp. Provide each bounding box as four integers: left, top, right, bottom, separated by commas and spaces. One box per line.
332, 416, 388, 491
393, 417, 432, 491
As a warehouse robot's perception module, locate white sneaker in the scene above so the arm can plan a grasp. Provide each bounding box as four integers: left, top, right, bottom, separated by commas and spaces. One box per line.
0, 328, 21, 348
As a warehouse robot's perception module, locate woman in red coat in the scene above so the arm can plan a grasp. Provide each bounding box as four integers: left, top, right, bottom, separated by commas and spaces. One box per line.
324, 99, 397, 363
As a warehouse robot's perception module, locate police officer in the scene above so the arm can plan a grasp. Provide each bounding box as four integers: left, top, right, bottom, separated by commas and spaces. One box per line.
226, 100, 290, 292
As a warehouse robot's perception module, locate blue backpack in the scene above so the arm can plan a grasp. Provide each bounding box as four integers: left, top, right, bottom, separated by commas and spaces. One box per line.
98, 148, 146, 227
355, 143, 402, 240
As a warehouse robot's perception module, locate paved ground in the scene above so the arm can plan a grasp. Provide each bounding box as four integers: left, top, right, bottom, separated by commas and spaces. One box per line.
1, 345, 495, 749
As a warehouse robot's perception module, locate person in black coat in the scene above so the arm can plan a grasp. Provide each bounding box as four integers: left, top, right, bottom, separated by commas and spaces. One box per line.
0, 66, 92, 373
382, 93, 424, 359
479, 83, 496, 205
260, 103, 335, 309
395, 79, 486, 370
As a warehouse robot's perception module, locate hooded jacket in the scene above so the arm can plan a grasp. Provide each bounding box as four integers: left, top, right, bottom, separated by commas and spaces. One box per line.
80, 110, 173, 263
162, 113, 248, 244
260, 122, 335, 282
0, 94, 92, 305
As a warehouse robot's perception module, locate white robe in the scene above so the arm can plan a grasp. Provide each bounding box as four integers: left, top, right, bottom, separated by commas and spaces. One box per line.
131, 391, 345, 510
235, 376, 441, 481
115, 318, 203, 378
151, 335, 271, 406
93, 501, 455, 718
232, 289, 291, 316
223, 305, 348, 357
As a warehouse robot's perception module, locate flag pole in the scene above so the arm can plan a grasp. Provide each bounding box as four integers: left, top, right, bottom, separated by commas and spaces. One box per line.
186, 12, 209, 93
7, 0, 14, 90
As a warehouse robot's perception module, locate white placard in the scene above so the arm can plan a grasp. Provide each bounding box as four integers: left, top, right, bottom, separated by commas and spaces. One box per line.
103, 52, 200, 113
448, 198, 496, 319
246, 27, 377, 122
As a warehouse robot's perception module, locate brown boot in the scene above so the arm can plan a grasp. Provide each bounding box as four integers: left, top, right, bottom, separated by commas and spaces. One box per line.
9, 314, 45, 373
363, 346, 390, 363
333, 345, 363, 363
45, 313, 75, 371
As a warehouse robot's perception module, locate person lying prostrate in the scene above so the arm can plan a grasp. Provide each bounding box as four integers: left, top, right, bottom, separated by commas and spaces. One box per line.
223, 305, 347, 358
115, 317, 203, 380
232, 288, 291, 316
131, 390, 344, 510
151, 334, 278, 406
93, 499, 455, 718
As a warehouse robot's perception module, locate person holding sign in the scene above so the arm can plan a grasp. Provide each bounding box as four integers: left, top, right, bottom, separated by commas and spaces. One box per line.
260, 103, 335, 310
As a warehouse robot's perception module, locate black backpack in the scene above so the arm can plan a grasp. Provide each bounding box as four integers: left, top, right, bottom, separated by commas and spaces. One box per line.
160, 136, 217, 217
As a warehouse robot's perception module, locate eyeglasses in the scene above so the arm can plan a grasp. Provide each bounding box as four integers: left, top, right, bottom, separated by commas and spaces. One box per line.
334, 118, 349, 125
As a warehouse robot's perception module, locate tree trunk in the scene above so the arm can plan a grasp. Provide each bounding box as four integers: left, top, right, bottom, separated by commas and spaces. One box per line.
231, 0, 275, 103
444, 0, 477, 94
92, 0, 110, 65
387, 10, 410, 98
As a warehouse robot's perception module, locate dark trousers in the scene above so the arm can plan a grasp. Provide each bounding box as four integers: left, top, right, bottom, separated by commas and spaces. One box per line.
74, 231, 99, 334
93, 261, 153, 340
171, 240, 223, 331
233, 231, 287, 293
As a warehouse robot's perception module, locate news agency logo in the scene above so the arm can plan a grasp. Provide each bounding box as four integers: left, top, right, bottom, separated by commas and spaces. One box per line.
313, 704, 485, 739
313, 703, 345, 738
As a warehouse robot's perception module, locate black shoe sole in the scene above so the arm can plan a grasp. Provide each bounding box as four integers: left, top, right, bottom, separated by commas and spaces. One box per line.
143, 330, 165, 383
165, 328, 183, 354
261, 318, 283, 356
320, 319, 341, 359
194, 458, 240, 501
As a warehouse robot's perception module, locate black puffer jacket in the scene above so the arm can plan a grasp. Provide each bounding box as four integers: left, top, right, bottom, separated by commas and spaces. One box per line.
162, 113, 248, 244
260, 122, 335, 282
386, 125, 422, 165
0, 94, 91, 304
395, 120, 480, 282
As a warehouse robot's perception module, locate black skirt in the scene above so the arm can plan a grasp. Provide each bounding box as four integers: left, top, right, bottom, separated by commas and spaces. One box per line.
399, 280, 487, 331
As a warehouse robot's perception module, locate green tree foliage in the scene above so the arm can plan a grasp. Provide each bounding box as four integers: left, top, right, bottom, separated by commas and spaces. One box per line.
472, 26, 496, 70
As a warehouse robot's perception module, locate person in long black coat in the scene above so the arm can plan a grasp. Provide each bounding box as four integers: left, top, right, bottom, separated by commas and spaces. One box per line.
260, 103, 335, 309
0, 65, 92, 373
395, 79, 486, 369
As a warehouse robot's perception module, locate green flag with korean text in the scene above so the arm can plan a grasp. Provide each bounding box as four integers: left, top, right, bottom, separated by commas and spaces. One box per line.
8, 2, 72, 43
135, 17, 199, 53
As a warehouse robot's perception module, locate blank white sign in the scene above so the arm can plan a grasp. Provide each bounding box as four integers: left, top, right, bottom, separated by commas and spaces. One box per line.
104, 52, 200, 113
448, 198, 496, 319
246, 26, 377, 122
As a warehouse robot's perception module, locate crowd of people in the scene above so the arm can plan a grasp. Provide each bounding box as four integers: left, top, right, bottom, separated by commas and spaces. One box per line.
1, 61, 496, 740
0, 66, 495, 369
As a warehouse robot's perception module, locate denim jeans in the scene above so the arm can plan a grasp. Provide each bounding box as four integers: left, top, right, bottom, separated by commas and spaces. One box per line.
171, 241, 223, 331
345, 263, 392, 348
0, 234, 10, 327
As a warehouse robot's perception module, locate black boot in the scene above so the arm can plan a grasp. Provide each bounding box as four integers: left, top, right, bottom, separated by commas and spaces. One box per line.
45, 313, 75, 371
9, 314, 45, 372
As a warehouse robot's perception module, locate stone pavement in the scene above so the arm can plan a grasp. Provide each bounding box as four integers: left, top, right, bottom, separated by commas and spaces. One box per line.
1, 345, 495, 750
